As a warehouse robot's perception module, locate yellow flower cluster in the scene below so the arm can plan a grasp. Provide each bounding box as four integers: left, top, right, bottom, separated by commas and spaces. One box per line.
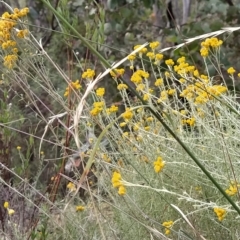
106, 105, 118, 114
146, 51, 155, 59
110, 68, 125, 78
153, 156, 165, 173
227, 67, 235, 75
128, 54, 136, 61
165, 59, 174, 66
76, 205, 85, 212
90, 101, 104, 116
111, 171, 126, 195
154, 78, 164, 87
162, 221, 173, 235
180, 82, 227, 104
82, 69, 95, 80
130, 69, 149, 84
96, 87, 105, 97
3, 201, 15, 215
181, 117, 196, 127
133, 45, 147, 57
17, 29, 29, 38
149, 41, 160, 50
200, 37, 223, 57
0, 8, 29, 69
117, 83, 128, 90
225, 181, 240, 196
213, 207, 226, 221
121, 108, 133, 122
64, 80, 81, 97
67, 182, 76, 192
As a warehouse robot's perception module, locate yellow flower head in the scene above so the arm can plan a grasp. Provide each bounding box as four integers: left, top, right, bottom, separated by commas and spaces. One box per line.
122, 108, 133, 121
153, 157, 165, 173
150, 41, 160, 50
117, 83, 128, 90
214, 207, 226, 221
111, 171, 122, 188
96, 87, 105, 97
4, 202, 9, 209
162, 221, 174, 235
118, 185, 126, 195
146, 52, 155, 59
200, 47, 209, 57
128, 54, 136, 61
227, 67, 235, 75
155, 53, 163, 61
67, 182, 76, 192
82, 69, 95, 80
134, 45, 148, 55
165, 59, 174, 66
155, 78, 163, 87
110, 68, 125, 78
7, 209, 15, 215
76, 205, 85, 212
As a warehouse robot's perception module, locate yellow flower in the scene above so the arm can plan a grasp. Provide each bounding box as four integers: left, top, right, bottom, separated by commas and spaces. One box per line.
214, 207, 226, 221
67, 182, 76, 192
64, 80, 81, 97
134, 45, 147, 56
146, 117, 153, 122
4, 54, 18, 69
153, 157, 165, 173
128, 54, 136, 61
177, 56, 185, 63
165, 71, 170, 77
182, 117, 196, 126
110, 68, 125, 78
16, 29, 28, 38
200, 47, 209, 57
149, 41, 160, 50
225, 181, 240, 196
71, 80, 81, 90
227, 67, 235, 75
7, 209, 15, 215
3, 202, 14, 215
76, 206, 85, 212
111, 171, 122, 188
17, 146, 21, 150
96, 87, 105, 97
143, 94, 150, 101
4, 202, 9, 209
82, 69, 95, 80
155, 53, 163, 60
108, 105, 118, 113
131, 72, 142, 84
155, 78, 163, 87
165, 59, 174, 66
168, 89, 176, 96
146, 52, 155, 59
122, 108, 133, 121
144, 126, 150, 131
119, 122, 127, 127
118, 185, 126, 195
117, 83, 128, 90
162, 221, 174, 235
